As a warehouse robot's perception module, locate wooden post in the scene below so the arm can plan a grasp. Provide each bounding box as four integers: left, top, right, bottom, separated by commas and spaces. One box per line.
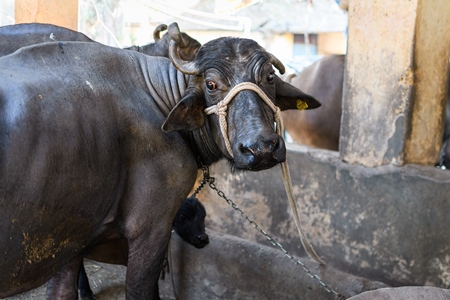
340, 0, 450, 167
15, 0, 79, 30
405, 0, 450, 164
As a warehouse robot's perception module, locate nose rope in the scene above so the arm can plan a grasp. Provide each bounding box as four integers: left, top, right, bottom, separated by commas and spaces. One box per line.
204, 82, 325, 265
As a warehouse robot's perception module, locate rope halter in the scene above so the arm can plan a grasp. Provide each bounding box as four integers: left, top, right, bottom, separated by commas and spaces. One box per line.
203, 82, 325, 265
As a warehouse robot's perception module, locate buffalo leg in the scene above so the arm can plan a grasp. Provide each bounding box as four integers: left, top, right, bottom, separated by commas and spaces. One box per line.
125, 235, 171, 300
46, 256, 83, 300
120, 158, 195, 299
78, 262, 96, 300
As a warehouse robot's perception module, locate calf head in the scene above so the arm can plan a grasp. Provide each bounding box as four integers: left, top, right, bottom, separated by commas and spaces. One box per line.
140, 22, 201, 61
173, 197, 209, 249
167, 22, 201, 61
162, 37, 320, 171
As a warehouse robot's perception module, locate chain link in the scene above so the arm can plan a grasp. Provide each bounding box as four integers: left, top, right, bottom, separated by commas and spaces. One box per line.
197, 166, 345, 300
191, 165, 210, 198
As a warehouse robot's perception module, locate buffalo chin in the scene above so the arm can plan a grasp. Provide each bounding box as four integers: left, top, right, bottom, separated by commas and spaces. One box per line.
232, 159, 285, 172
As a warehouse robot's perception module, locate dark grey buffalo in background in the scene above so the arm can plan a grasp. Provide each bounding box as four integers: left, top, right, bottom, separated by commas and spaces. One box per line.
282, 55, 344, 151
282, 54, 450, 168
0, 22, 201, 61
124, 23, 201, 61
77, 196, 209, 300
0, 37, 319, 299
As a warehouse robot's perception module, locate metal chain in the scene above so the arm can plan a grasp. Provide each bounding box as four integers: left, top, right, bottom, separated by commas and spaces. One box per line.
191, 165, 210, 198
196, 166, 345, 300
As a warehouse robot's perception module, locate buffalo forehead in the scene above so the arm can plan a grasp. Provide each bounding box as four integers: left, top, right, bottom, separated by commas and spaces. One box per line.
194, 37, 269, 76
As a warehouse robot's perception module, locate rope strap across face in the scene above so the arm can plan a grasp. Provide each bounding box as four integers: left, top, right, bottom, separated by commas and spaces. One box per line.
204, 82, 325, 265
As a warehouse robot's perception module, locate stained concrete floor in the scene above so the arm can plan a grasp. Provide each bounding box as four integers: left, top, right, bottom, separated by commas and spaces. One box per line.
2, 260, 177, 300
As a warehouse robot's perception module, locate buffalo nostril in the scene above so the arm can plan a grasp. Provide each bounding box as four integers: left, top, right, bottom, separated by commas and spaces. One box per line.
197, 234, 209, 242
259, 139, 279, 156
193, 234, 209, 248
271, 138, 282, 155
239, 143, 256, 156
197, 234, 209, 243
268, 139, 278, 152
239, 139, 279, 158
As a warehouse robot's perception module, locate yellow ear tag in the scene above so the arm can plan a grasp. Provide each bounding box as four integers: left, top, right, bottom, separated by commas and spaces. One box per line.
296, 100, 308, 110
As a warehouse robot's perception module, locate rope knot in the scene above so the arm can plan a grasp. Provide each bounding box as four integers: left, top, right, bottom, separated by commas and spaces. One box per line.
204, 102, 227, 117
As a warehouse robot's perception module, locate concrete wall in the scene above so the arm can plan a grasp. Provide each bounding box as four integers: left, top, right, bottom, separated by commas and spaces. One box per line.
349, 286, 450, 300
195, 144, 450, 288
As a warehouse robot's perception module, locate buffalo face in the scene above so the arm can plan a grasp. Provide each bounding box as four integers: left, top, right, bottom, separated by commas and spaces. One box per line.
162, 37, 320, 171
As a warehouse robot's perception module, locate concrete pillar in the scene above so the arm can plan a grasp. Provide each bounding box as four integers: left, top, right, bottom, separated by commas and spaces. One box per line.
317, 32, 347, 55
15, 0, 78, 30
340, 0, 450, 167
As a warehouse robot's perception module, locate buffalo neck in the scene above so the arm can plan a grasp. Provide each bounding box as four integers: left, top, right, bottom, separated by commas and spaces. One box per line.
142, 58, 223, 168
182, 120, 224, 168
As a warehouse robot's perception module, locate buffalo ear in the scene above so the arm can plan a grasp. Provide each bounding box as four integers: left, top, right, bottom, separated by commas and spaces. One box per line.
274, 76, 321, 111
162, 90, 205, 132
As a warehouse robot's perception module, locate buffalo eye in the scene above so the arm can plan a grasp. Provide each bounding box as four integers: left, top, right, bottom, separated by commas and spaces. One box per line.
206, 80, 217, 91
267, 72, 275, 83
179, 214, 187, 221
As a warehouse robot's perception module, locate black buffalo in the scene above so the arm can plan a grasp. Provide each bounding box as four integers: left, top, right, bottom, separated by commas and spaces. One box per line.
0, 37, 319, 299
77, 196, 208, 300
0, 21, 201, 299
0, 22, 201, 61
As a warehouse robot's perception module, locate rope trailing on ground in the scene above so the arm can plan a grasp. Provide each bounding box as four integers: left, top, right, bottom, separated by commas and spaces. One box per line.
204, 82, 325, 265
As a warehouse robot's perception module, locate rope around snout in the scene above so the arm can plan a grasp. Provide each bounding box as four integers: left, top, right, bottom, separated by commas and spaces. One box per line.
204, 82, 325, 265
204, 82, 283, 158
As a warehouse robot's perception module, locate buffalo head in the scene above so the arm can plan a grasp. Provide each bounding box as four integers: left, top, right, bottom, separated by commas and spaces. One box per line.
162, 37, 320, 171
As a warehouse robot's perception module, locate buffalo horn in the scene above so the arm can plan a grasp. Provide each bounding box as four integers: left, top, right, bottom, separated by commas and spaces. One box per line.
169, 40, 199, 75
153, 24, 167, 42
168, 23, 188, 48
269, 53, 286, 75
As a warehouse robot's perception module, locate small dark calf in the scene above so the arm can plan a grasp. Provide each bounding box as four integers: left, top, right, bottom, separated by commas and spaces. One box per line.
173, 196, 209, 248
77, 197, 208, 300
